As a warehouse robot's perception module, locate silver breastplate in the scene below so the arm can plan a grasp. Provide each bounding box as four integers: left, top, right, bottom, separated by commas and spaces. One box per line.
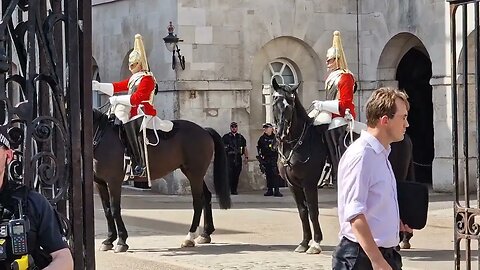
325, 71, 343, 100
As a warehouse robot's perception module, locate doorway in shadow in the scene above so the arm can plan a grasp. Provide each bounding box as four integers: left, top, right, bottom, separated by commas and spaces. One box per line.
396, 48, 434, 184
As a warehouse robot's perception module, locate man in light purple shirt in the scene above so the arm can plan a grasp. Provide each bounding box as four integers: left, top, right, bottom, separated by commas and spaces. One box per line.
332, 88, 412, 270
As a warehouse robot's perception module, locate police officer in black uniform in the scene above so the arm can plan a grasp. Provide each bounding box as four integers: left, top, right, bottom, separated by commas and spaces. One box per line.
257, 123, 282, 197
222, 122, 248, 195
0, 129, 73, 270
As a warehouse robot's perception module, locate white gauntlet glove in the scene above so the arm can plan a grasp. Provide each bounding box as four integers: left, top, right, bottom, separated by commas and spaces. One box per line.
92, 80, 114, 96
311, 100, 340, 114
109, 95, 132, 106
312, 100, 324, 111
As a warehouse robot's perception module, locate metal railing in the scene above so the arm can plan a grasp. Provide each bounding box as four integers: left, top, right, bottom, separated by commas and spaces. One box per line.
449, 0, 480, 269
0, 0, 94, 269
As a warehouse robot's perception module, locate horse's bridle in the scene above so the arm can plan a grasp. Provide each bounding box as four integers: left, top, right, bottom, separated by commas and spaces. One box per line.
93, 102, 113, 150
273, 92, 311, 167
273, 91, 294, 142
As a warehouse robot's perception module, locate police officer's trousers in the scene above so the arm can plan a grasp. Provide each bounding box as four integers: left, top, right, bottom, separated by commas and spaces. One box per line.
227, 155, 242, 194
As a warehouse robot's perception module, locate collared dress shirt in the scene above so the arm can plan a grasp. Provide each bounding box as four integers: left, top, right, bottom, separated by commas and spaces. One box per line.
337, 130, 400, 248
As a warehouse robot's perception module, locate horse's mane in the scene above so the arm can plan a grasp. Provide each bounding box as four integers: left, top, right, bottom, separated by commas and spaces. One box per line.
294, 95, 313, 125
93, 108, 108, 123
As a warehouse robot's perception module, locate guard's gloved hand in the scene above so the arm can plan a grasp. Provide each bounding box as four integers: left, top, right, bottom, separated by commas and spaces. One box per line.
312, 100, 324, 111
311, 100, 340, 114
109, 95, 132, 106
92, 80, 114, 96
92, 80, 100, 90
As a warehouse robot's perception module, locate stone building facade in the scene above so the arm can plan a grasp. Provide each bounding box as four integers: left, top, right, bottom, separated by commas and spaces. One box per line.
92, 0, 476, 193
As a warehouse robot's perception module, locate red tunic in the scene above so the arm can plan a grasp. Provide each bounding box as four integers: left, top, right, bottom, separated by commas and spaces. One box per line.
334, 72, 356, 119
112, 74, 157, 118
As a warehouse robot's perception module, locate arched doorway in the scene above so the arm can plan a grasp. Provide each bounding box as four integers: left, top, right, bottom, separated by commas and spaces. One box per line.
396, 48, 434, 184
261, 59, 299, 124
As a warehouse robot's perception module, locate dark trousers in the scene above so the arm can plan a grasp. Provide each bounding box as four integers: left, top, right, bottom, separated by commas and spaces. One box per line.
264, 163, 279, 189
227, 156, 242, 193
325, 126, 348, 184
332, 237, 402, 270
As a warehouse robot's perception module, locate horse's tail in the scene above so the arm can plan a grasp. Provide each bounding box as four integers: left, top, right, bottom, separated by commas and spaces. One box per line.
205, 127, 231, 209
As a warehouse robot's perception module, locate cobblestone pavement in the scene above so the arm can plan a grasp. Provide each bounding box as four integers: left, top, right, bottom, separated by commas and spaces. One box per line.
94, 187, 455, 270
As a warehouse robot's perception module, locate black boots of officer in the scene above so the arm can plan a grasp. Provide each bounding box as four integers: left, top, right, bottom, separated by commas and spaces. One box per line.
263, 164, 283, 197
123, 117, 146, 177
264, 188, 283, 197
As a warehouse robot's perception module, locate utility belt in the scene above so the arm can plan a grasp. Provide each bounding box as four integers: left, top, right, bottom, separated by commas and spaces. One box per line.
0, 218, 36, 270
260, 156, 277, 164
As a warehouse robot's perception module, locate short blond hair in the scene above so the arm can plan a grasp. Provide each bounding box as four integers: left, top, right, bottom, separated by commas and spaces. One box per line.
366, 88, 409, 127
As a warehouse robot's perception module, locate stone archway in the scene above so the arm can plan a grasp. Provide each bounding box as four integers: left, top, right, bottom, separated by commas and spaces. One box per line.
377, 33, 434, 184
248, 36, 322, 189
396, 48, 434, 184
250, 36, 322, 139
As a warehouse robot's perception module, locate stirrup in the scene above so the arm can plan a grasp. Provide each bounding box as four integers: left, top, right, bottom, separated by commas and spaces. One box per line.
131, 165, 146, 177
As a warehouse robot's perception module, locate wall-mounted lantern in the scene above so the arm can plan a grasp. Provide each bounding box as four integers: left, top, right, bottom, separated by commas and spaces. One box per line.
163, 21, 185, 70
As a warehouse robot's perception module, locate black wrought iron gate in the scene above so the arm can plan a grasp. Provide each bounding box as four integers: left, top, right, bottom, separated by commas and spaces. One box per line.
450, 0, 480, 269
0, 0, 94, 269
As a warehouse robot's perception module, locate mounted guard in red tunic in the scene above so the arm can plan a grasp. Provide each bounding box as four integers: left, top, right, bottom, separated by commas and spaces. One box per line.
92, 34, 172, 178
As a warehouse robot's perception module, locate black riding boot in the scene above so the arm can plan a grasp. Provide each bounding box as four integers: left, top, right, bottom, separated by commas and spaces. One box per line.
124, 117, 146, 177
324, 125, 348, 185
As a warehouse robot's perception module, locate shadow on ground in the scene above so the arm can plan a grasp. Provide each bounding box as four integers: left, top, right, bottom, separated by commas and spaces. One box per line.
126, 243, 337, 256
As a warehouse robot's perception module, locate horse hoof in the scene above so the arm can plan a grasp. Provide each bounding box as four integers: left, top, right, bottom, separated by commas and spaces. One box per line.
99, 243, 113, 251
294, 245, 308, 253
196, 234, 211, 244
181, 240, 196, 248
306, 246, 322, 254
399, 241, 411, 249
114, 244, 129, 253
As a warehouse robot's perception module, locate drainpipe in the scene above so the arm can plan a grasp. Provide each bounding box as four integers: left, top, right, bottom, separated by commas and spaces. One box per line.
356, 0, 361, 122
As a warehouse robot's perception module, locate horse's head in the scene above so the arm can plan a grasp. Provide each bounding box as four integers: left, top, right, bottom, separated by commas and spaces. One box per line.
93, 109, 107, 127
272, 78, 300, 142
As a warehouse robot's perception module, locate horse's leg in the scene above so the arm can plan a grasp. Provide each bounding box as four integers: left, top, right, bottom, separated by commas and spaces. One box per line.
181, 172, 205, 248
95, 179, 116, 251
109, 180, 129, 253
289, 184, 312, 253
196, 183, 213, 244
303, 184, 323, 254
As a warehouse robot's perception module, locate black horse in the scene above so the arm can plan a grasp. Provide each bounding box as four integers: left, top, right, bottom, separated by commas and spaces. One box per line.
92, 109, 231, 252
272, 79, 328, 254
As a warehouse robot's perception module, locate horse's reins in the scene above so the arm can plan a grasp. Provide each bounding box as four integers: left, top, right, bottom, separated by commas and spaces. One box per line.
277, 121, 311, 167
274, 90, 312, 167
93, 102, 112, 150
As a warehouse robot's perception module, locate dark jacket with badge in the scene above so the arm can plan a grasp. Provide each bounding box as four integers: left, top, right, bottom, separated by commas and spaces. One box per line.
257, 133, 277, 164
0, 184, 68, 269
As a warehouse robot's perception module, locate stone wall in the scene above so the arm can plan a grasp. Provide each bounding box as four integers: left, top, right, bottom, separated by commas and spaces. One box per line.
92, 0, 478, 193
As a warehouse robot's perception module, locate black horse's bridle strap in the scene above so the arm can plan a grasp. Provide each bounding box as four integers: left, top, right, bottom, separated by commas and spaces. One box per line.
93, 114, 109, 150
278, 122, 310, 166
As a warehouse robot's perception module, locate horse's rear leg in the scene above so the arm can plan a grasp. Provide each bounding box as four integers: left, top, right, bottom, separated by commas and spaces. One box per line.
197, 183, 214, 244
289, 185, 312, 253
181, 174, 204, 248
95, 179, 116, 251
109, 181, 129, 253
303, 185, 322, 254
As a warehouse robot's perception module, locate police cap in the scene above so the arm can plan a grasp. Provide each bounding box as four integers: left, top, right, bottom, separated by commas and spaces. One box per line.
262, 123, 273, 129
230, 122, 238, 128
